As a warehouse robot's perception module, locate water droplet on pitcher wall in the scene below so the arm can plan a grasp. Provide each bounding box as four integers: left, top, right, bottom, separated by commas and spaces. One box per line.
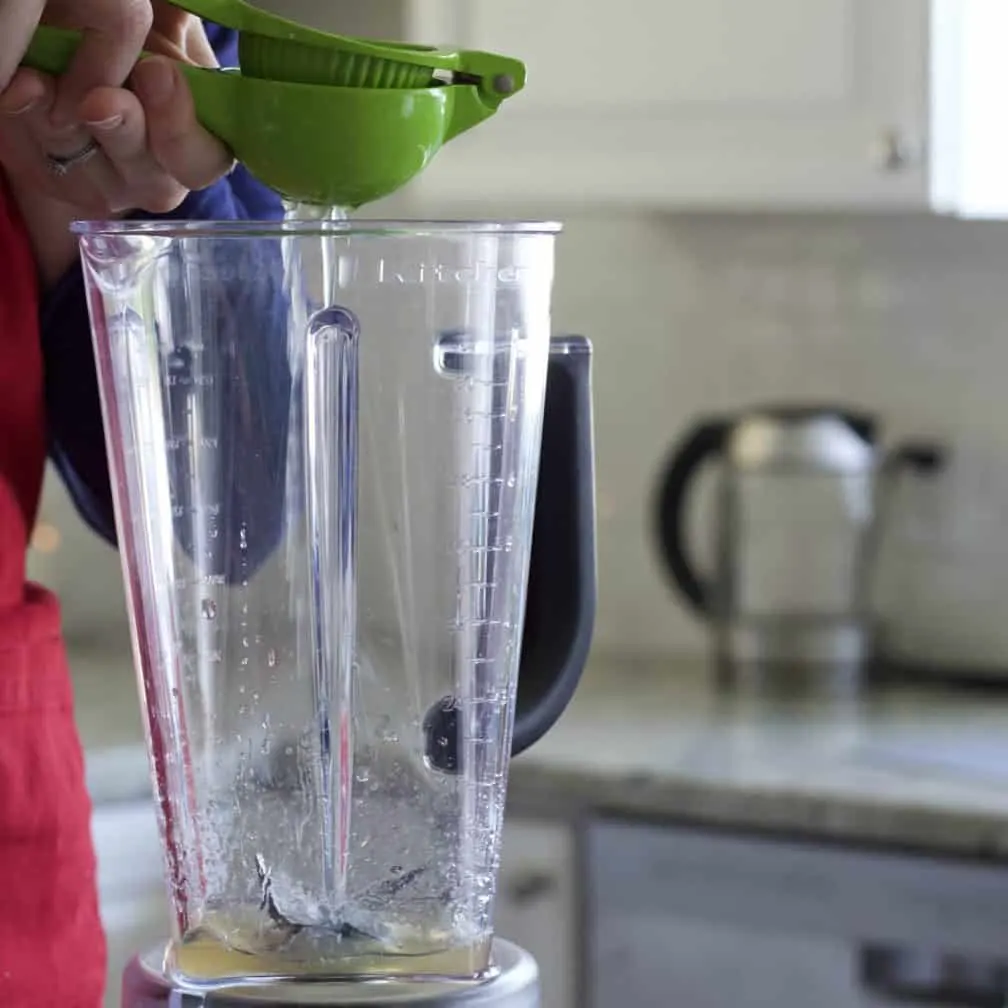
201, 598, 217, 620
267, 649, 278, 668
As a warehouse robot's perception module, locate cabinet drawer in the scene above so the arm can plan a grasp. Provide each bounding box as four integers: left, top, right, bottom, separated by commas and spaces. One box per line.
498, 819, 577, 1008
92, 802, 169, 1008
587, 820, 1008, 957
593, 912, 867, 1008
587, 820, 1008, 1008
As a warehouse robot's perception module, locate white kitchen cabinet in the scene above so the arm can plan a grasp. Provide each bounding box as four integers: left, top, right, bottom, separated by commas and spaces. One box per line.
930, 0, 1008, 219
496, 818, 578, 1008
257, 1, 1008, 214
92, 802, 169, 1008
398, 0, 1008, 216
593, 914, 871, 1008
406, 0, 931, 210
587, 819, 1008, 1008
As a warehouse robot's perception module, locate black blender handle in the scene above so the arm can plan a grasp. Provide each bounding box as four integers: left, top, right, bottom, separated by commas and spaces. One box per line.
654, 418, 729, 617
511, 335, 596, 757
423, 336, 595, 767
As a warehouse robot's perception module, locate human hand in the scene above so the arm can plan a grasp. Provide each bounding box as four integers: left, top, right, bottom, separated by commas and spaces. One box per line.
0, 6, 232, 216
0, 0, 153, 128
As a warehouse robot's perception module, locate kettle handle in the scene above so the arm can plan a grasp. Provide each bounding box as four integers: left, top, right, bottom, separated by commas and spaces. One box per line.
859, 438, 948, 592
653, 419, 728, 617
883, 442, 946, 475
511, 336, 596, 757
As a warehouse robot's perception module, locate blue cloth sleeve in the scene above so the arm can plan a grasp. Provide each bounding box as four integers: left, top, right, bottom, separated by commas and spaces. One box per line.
41, 24, 290, 582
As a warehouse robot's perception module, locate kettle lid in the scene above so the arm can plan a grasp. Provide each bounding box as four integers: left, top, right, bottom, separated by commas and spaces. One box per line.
748, 404, 877, 444
727, 404, 877, 473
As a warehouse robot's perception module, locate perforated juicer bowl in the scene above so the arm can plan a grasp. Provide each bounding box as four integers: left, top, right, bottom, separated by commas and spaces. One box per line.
180, 69, 454, 207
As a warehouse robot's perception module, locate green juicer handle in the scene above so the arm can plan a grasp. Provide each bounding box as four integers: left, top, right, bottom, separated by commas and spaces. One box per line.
21, 24, 522, 153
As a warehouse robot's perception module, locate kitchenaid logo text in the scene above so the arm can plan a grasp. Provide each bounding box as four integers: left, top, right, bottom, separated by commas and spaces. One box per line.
368, 260, 533, 286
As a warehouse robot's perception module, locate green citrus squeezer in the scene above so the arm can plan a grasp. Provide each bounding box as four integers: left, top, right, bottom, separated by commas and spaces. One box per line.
22, 0, 525, 208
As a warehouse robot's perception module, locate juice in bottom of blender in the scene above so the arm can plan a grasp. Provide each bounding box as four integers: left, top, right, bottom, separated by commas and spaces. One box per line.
175, 928, 493, 982
171, 738, 498, 982
169, 649, 503, 982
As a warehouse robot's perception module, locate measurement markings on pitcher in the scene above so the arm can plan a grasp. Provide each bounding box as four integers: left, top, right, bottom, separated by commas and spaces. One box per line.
172, 573, 227, 590
163, 436, 220, 451
170, 502, 223, 519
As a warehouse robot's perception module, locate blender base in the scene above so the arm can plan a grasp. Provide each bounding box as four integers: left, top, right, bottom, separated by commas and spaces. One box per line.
120, 939, 539, 1007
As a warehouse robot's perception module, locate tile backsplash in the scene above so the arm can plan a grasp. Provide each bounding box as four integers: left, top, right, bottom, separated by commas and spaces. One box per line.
530, 211, 1008, 668
33, 211, 1008, 669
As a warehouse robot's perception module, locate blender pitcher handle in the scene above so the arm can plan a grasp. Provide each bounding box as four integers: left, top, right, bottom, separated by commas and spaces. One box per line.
511, 335, 596, 757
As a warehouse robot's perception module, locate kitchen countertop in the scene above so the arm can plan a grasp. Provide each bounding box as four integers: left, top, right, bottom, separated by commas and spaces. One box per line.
74, 651, 1008, 860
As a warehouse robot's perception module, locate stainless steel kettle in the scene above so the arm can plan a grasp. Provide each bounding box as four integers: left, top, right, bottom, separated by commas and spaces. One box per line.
654, 406, 946, 686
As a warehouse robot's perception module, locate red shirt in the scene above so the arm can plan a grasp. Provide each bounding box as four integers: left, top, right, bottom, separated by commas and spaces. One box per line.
0, 178, 106, 1006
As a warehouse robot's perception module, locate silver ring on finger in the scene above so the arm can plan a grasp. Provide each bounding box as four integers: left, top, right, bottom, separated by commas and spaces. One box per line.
45, 139, 101, 177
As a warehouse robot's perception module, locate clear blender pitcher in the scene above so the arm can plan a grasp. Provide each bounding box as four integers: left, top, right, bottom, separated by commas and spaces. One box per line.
75, 219, 594, 993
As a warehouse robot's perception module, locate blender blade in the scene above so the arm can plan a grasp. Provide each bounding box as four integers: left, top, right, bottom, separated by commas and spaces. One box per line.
252, 854, 438, 956
250, 853, 384, 954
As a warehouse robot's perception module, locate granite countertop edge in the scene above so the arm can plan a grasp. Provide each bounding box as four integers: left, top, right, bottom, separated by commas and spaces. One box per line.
79, 655, 1008, 861
84, 742, 1008, 862
504, 761, 1008, 860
